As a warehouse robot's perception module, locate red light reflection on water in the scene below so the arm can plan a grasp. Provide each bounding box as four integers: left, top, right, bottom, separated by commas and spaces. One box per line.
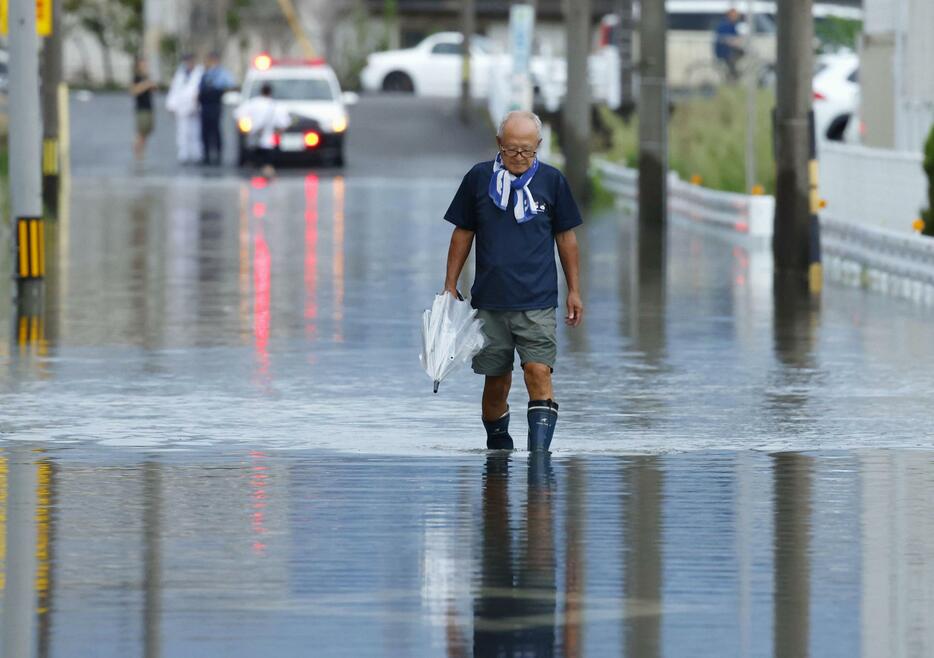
253, 229, 271, 376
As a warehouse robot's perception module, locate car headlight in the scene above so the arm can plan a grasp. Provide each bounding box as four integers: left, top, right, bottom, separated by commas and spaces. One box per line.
332, 115, 348, 133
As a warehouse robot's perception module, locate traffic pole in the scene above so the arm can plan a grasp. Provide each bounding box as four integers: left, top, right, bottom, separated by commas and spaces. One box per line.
618, 0, 635, 116
9, 0, 46, 297
41, 0, 63, 216
773, 0, 815, 289
638, 0, 668, 228
563, 0, 591, 203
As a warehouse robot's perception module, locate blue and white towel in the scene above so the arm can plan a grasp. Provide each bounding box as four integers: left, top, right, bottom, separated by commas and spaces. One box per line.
488, 154, 541, 224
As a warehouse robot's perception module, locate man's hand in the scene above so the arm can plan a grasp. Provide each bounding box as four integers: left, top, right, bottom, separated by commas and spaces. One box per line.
566, 291, 583, 327
443, 285, 463, 300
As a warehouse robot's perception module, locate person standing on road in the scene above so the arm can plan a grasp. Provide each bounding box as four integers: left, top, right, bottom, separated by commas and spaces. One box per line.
714, 8, 746, 81
166, 53, 204, 164
198, 51, 235, 165
443, 110, 583, 452
234, 83, 291, 178
131, 58, 157, 162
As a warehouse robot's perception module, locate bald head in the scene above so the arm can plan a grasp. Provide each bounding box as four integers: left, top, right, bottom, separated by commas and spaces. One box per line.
497, 111, 542, 141
496, 111, 542, 175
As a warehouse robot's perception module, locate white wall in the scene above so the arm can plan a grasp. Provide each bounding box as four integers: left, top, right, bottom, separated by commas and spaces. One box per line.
862, 0, 934, 152
820, 142, 928, 233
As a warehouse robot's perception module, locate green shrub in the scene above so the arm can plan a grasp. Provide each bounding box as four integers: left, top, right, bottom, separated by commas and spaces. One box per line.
922, 123, 934, 237
597, 86, 776, 195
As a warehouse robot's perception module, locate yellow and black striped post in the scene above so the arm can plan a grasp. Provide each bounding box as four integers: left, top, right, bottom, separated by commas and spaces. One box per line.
807, 111, 823, 294
15, 217, 46, 280
42, 138, 60, 213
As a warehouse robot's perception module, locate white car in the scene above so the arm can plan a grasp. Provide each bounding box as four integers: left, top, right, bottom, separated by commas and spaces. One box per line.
227, 55, 357, 166
813, 52, 859, 143
360, 32, 499, 98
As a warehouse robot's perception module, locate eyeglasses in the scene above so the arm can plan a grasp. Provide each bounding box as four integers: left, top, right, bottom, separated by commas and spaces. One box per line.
499, 146, 537, 159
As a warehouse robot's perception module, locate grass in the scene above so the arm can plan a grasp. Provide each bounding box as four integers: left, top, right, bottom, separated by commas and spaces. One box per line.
597, 85, 777, 195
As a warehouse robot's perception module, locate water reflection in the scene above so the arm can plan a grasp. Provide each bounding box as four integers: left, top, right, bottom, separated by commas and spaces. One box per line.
767, 285, 822, 434
772, 453, 812, 658
143, 461, 162, 658
1, 449, 38, 658
471, 453, 557, 657
621, 456, 662, 657
0, 451, 928, 655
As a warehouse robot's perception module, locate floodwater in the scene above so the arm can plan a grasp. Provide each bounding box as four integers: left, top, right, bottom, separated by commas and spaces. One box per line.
2, 96, 934, 655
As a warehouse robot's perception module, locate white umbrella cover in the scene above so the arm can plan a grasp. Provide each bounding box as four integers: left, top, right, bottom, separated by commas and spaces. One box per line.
419, 292, 486, 393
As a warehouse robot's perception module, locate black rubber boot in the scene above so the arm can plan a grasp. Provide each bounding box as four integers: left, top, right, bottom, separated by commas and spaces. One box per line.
483, 408, 514, 450
527, 399, 559, 452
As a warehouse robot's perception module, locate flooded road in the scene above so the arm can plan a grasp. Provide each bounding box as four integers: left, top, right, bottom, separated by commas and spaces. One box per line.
1, 448, 933, 656
1, 96, 933, 655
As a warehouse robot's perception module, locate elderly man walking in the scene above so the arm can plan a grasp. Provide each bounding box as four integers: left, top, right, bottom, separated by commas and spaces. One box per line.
443, 110, 583, 452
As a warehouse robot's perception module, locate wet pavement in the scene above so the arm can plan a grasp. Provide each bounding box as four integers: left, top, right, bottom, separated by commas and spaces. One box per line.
1, 96, 934, 656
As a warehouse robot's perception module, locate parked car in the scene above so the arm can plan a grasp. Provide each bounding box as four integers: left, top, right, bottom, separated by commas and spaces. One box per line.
813, 52, 859, 142
360, 32, 499, 98
227, 55, 357, 167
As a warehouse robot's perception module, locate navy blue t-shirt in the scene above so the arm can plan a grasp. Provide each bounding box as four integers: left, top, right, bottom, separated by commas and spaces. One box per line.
444, 160, 583, 311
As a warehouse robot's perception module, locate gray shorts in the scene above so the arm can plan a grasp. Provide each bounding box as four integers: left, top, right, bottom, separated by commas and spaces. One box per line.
472, 308, 557, 376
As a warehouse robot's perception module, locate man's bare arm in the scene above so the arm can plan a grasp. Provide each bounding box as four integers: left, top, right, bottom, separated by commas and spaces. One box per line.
444, 227, 475, 297
556, 229, 583, 326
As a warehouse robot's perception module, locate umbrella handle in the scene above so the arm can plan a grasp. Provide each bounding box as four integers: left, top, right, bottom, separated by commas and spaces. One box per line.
433, 380, 440, 394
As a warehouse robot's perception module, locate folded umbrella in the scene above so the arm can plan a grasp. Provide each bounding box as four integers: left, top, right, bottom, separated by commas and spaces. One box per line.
420, 292, 486, 393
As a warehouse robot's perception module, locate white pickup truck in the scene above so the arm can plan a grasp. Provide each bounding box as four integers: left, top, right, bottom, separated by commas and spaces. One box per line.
360, 31, 616, 110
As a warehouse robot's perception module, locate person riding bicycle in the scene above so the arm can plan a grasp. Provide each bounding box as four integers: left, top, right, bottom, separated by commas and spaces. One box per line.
714, 9, 745, 82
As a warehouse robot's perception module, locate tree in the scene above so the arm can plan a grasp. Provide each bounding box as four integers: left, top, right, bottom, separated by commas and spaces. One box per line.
65, 0, 143, 84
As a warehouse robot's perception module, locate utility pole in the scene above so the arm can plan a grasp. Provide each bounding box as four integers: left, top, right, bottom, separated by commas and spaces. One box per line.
744, 0, 757, 194
638, 0, 668, 227
459, 0, 475, 123
773, 0, 817, 288
618, 0, 635, 115
9, 0, 46, 292
563, 0, 591, 203
41, 0, 63, 214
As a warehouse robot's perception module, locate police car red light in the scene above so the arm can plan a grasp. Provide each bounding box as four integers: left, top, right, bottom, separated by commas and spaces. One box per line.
254, 54, 273, 70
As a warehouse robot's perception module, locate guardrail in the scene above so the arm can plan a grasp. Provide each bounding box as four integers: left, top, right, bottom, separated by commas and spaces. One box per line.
594, 158, 934, 300
821, 215, 934, 296
594, 159, 774, 240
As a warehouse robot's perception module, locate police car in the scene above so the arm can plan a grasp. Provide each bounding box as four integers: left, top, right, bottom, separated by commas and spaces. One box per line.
230, 54, 356, 167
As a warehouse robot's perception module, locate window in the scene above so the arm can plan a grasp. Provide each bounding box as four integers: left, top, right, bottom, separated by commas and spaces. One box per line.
431, 42, 463, 55
847, 68, 859, 83
668, 13, 721, 32
249, 78, 334, 101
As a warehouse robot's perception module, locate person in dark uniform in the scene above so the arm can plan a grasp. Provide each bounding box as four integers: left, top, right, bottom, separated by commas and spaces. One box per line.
198, 51, 235, 165
131, 57, 157, 162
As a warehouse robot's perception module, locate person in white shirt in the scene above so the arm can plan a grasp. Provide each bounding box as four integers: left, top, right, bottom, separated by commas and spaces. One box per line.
234, 82, 291, 177
165, 54, 204, 164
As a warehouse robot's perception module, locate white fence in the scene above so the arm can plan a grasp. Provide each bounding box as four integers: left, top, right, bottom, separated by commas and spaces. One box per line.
821, 214, 934, 300
596, 157, 934, 301
819, 142, 927, 233
594, 159, 774, 241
